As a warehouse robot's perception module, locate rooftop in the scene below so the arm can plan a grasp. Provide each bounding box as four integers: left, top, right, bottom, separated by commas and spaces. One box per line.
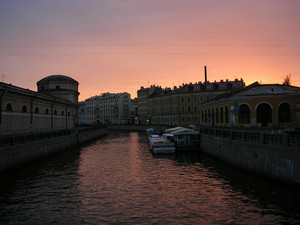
37, 75, 78, 84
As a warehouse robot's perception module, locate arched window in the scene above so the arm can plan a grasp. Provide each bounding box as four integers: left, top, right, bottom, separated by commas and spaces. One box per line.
68, 111, 70, 116
278, 102, 291, 123
45, 108, 49, 115
54, 109, 57, 115
239, 104, 250, 124
61, 110, 64, 116
34, 107, 39, 114
220, 107, 224, 123
22, 105, 27, 113
225, 106, 229, 123
257, 103, 272, 127
5, 103, 13, 112
216, 108, 219, 123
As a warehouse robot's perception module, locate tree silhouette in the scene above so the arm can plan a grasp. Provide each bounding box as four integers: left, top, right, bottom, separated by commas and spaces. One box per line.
283, 73, 291, 85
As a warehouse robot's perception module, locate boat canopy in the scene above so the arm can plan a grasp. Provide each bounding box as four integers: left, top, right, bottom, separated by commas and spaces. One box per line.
165, 127, 185, 133
166, 127, 199, 135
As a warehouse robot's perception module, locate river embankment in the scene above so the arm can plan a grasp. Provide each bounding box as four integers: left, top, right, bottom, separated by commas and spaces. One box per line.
0, 127, 107, 173
199, 127, 300, 186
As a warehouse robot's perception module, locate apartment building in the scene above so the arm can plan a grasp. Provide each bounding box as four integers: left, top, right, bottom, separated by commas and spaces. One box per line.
85, 92, 131, 124
138, 79, 245, 126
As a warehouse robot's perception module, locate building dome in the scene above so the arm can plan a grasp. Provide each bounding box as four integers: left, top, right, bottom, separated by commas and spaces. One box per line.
37, 74, 79, 103
37, 75, 78, 84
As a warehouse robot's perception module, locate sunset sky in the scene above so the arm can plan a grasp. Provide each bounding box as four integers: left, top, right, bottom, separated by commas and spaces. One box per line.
1, 0, 299, 101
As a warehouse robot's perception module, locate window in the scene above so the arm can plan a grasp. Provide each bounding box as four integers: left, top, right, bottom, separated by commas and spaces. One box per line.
207, 109, 211, 123
239, 104, 250, 124
54, 109, 57, 115
278, 102, 291, 123
220, 107, 224, 123
34, 107, 39, 114
45, 108, 49, 115
225, 106, 229, 123
5, 103, 13, 112
56, 86, 60, 89
216, 108, 219, 123
22, 105, 27, 113
257, 103, 272, 127
61, 110, 64, 116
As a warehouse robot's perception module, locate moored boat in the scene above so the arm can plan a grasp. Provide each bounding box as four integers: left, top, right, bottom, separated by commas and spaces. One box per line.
148, 135, 176, 154
164, 127, 200, 150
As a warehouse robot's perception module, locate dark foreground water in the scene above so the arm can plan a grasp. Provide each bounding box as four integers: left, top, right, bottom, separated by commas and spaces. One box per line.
1, 132, 300, 225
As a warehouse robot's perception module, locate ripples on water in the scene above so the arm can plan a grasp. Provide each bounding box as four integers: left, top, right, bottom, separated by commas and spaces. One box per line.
0, 131, 300, 224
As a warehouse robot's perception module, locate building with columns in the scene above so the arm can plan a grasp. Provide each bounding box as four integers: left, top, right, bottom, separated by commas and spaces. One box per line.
199, 82, 300, 128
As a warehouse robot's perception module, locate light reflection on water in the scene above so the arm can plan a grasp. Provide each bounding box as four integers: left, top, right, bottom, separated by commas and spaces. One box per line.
0, 131, 300, 224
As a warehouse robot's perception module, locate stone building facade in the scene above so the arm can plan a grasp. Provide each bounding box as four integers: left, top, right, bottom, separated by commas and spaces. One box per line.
137, 85, 163, 124
138, 79, 245, 126
85, 92, 131, 124
0, 75, 79, 133
199, 82, 300, 128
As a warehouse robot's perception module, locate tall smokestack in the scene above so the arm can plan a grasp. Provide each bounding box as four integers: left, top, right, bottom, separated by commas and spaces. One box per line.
204, 66, 207, 83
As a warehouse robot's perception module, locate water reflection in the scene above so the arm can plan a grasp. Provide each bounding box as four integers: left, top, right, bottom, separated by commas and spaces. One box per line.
0, 147, 84, 224
0, 131, 299, 224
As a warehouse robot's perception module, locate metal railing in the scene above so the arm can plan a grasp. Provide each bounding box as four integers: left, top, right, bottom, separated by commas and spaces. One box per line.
199, 127, 300, 148
0, 126, 107, 147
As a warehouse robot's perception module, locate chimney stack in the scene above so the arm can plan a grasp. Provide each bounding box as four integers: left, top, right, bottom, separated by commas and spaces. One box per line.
204, 66, 207, 83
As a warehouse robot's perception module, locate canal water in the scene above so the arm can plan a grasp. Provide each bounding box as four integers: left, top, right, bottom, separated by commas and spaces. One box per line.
0, 131, 300, 224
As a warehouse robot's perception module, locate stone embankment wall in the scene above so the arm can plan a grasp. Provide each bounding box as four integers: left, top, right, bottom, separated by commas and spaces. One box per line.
199, 127, 300, 185
0, 127, 107, 173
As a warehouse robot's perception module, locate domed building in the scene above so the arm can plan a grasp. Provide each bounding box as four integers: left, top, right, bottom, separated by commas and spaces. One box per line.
1, 74, 79, 133
37, 75, 79, 103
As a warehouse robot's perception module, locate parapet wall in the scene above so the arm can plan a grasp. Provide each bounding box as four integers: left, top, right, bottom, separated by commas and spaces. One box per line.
200, 134, 300, 185
0, 127, 107, 173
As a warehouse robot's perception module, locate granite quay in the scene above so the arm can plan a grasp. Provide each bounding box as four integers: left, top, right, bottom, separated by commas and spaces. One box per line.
199, 126, 300, 185
0, 127, 107, 173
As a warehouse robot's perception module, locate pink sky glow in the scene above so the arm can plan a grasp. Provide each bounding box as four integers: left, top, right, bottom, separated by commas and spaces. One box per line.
1, 0, 300, 101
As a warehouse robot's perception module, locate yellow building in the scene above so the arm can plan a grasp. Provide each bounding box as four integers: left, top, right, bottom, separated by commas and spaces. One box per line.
137, 85, 163, 124
199, 82, 300, 128
140, 79, 245, 126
